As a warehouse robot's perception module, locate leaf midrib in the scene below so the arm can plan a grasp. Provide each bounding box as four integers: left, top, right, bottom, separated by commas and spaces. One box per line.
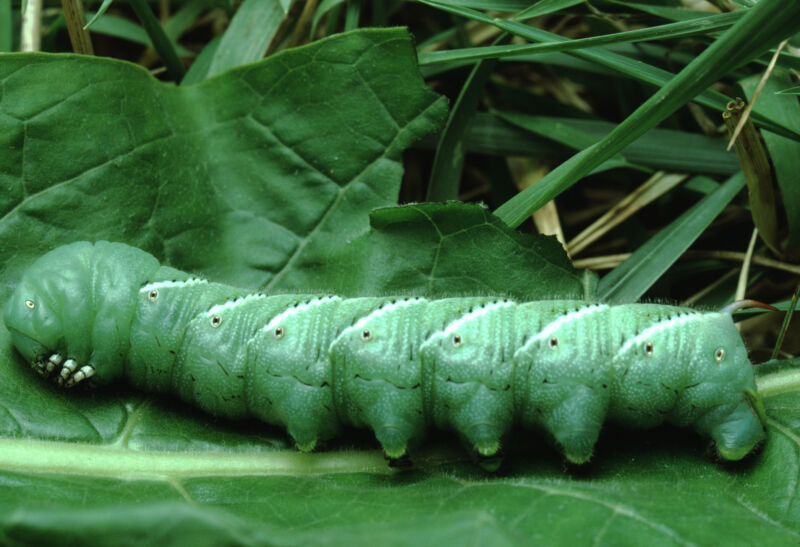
0, 437, 392, 478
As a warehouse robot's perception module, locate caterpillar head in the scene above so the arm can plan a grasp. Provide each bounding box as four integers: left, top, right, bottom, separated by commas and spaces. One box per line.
3, 241, 159, 388
4, 278, 62, 366
686, 312, 767, 460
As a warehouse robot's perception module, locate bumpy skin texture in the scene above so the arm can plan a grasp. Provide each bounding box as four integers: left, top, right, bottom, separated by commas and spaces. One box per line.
3, 242, 767, 463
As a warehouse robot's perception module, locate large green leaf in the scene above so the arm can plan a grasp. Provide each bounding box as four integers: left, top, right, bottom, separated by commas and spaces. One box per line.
0, 28, 447, 291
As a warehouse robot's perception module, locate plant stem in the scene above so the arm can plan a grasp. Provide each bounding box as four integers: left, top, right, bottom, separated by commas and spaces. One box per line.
20, 0, 42, 51
61, 0, 94, 54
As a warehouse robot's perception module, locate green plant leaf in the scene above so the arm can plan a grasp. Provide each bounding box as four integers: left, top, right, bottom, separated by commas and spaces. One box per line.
0, 28, 445, 290
335, 202, 586, 299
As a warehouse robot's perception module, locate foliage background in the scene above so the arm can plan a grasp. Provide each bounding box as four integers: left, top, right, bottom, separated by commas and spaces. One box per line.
1, 0, 799, 545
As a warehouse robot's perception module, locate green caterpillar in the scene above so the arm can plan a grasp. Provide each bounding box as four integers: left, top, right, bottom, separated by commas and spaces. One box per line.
3, 241, 767, 463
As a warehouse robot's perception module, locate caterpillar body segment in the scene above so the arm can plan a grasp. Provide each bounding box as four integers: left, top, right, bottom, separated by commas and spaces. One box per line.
3, 242, 767, 464
128, 273, 249, 393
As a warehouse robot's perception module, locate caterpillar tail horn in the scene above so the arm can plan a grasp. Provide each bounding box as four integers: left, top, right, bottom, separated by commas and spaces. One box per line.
719, 299, 778, 314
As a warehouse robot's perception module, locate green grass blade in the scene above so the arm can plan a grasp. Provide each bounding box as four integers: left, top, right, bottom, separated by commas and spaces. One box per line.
771, 284, 799, 360
205, 0, 288, 79
181, 35, 222, 86
345, 0, 360, 31
418, 0, 800, 143
84, 12, 193, 56
776, 85, 800, 95
163, 0, 209, 41
515, 0, 583, 20
128, 0, 186, 81
0, 0, 11, 52
422, 113, 740, 174
489, 0, 800, 228
312, 0, 347, 37
418, 11, 742, 66
596, 173, 746, 303
84, 0, 114, 30
492, 111, 644, 172
426, 43, 500, 201
608, 0, 716, 21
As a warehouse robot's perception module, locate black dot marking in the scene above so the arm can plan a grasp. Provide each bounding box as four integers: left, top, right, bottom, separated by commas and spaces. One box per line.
211, 315, 222, 327
25, 300, 35, 309
361, 329, 372, 341
644, 342, 654, 355
549, 337, 559, 349
274, 326, 284, 339
148, 290, 158, 301
452, 334, 462, 347
714, 348, 726, 362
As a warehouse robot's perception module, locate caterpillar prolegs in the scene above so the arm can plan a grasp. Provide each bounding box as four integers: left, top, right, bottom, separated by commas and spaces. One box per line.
3, 241, 767, 464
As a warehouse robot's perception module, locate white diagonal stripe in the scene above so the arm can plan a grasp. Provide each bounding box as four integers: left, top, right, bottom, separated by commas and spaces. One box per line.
349, 297, 426, 331
616, 312, 705, 355
529, 304, 609, 342
440, 301, 515, 337
263, 296, 341, 331
205, 293, 266, 316
140, 278, 207, 292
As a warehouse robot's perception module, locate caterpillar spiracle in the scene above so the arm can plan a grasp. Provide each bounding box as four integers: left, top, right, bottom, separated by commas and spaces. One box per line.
3, 241, 767, 464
